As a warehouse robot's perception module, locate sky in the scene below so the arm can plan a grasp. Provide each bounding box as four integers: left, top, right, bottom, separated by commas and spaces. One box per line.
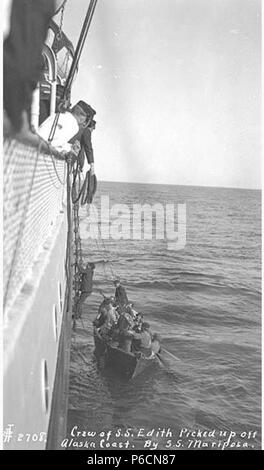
56, 0, 261, 188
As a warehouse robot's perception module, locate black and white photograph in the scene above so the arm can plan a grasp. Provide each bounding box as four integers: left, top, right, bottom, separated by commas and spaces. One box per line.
2, 0, 262, 454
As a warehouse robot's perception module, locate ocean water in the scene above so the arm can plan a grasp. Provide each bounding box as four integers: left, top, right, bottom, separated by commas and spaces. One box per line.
66, 182, 261, 451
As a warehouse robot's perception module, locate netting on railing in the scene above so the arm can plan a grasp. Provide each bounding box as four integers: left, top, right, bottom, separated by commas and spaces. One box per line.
3, 138, 66, 314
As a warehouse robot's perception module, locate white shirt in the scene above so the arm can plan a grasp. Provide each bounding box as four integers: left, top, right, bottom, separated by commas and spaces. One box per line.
38, 111, 79, 153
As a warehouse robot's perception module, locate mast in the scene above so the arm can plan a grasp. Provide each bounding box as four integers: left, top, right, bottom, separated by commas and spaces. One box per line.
63, 0, 98, 100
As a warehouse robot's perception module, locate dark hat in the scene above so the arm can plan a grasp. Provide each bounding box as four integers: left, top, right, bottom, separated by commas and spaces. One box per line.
86, 262, 95, 269
76, 100, 96, 118
114, 278, 121, 285
88, 119, 96, 130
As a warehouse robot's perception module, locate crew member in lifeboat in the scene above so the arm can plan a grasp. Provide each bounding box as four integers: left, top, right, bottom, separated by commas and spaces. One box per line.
96, 300, 118, 341
114, 278, 129, 312
131, 322, 153, 357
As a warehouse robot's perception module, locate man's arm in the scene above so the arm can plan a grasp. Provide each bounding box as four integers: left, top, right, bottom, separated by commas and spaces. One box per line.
131, 331, 142, 340
81, 128, 94, 173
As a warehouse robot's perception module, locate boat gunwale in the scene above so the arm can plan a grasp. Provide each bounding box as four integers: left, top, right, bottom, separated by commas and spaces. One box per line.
93, 327, 160, 379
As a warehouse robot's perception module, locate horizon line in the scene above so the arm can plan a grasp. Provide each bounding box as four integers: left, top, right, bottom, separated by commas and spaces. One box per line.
97, 179, 261, 192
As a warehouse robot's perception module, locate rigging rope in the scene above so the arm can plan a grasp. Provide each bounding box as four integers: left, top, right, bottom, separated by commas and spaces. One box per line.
71, 166, 86, 315
71, 169, 87, 204
48, 0, 98, 144
63, 0, 98, 95
71, 169, 119, 316
4, 1, 100, 324
46, 143, 67, 186
89, 203, 119, 282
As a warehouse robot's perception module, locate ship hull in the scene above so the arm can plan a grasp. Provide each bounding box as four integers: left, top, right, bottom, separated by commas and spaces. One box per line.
3, 206, 71, 450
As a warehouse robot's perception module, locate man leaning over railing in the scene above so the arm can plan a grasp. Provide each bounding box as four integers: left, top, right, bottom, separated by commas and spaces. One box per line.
37, 100, 94, 158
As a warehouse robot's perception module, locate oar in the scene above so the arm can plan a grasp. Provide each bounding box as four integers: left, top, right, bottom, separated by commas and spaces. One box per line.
156, 352, 167, 366
160, 347, 181, 362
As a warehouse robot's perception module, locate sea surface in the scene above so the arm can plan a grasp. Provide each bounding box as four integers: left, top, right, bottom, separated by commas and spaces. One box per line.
66, 182, 261, 451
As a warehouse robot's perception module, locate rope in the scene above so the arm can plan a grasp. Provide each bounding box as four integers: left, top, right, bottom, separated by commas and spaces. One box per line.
70, 161, 121, 318
72, 179, 85, 315
48, 0, 99, 145
58, 49, 71, 78
47, 144, 66, 185
94, 235, 110, 284
64, 0, 98, 95
89, 204, 119, 282
71, 168, 87, 204
90, 204, 117, 279
42, 149, 65, 190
